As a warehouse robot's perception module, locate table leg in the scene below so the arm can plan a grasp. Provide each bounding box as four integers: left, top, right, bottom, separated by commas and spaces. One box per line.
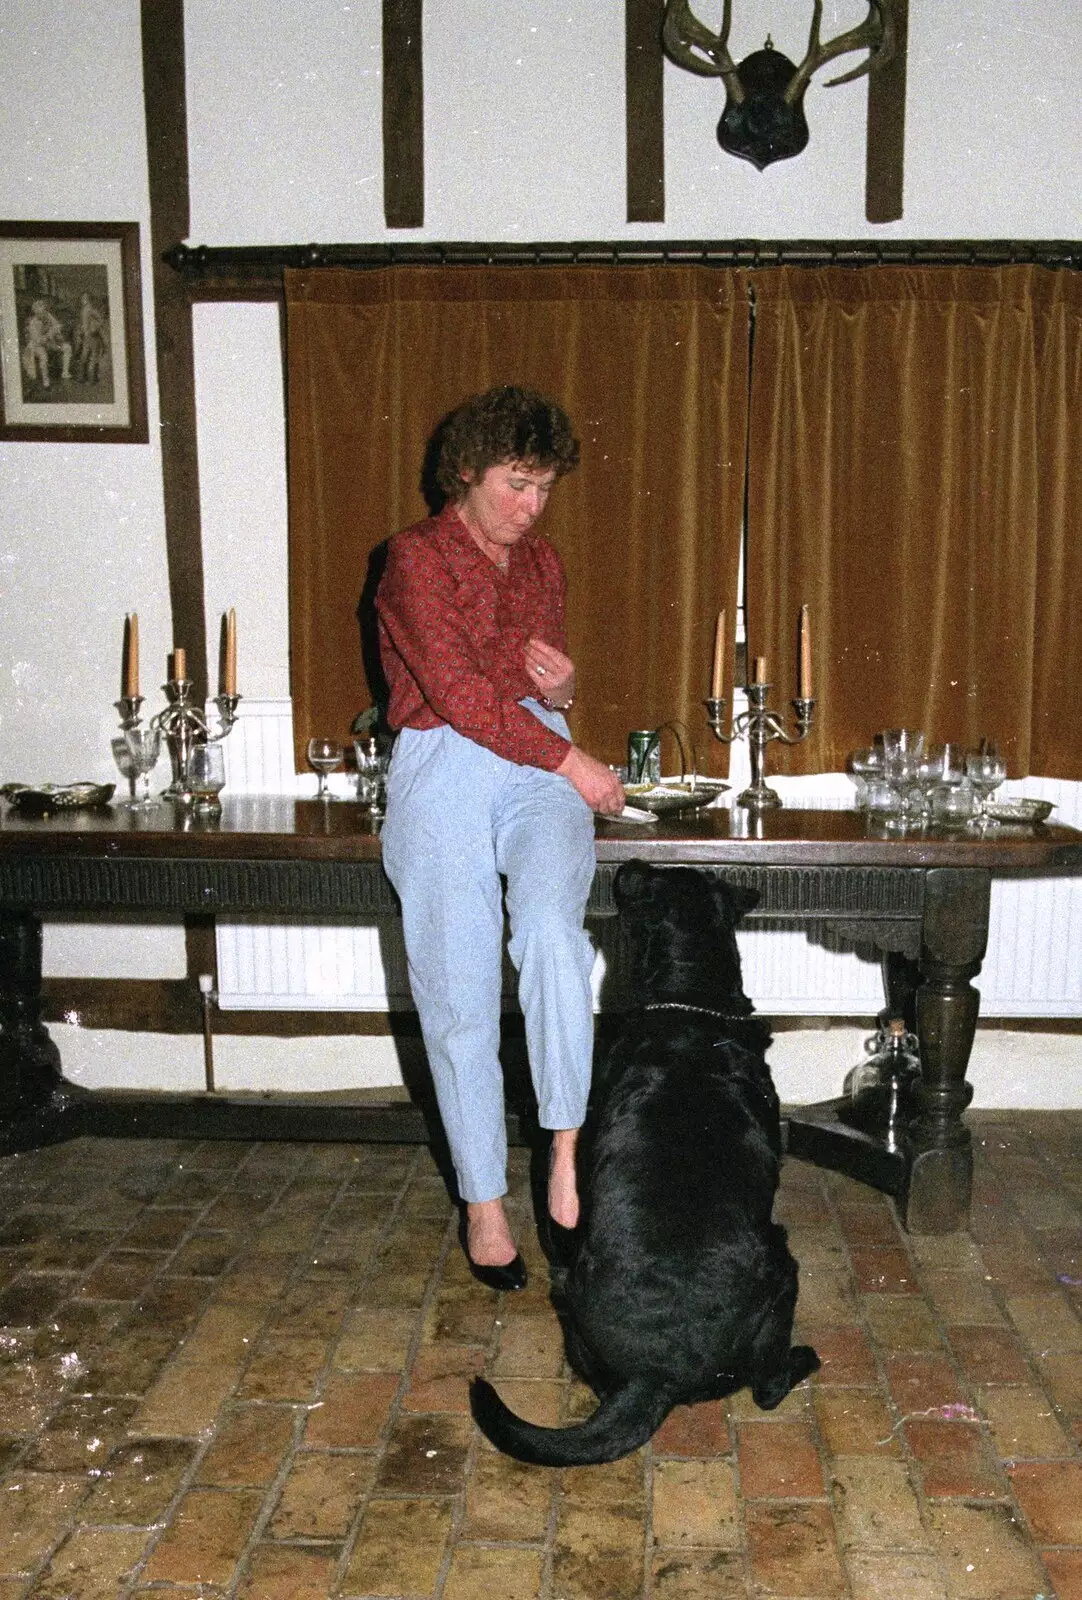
904, 867, 989, 1233
0, 910, 66, 1144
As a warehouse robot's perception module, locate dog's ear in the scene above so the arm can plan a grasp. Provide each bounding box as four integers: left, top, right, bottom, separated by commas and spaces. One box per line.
613, 859, 657, 910
716, 878, 760, 926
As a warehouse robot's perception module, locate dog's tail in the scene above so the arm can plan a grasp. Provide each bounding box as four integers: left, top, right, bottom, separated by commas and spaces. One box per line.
469, 1374, 672, 1467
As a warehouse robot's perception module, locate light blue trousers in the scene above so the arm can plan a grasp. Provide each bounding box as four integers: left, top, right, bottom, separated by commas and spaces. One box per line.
380, 704, 597, 1203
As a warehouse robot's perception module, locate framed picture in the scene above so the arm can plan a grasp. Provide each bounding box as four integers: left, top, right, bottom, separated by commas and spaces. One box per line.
0, 221, 148, 442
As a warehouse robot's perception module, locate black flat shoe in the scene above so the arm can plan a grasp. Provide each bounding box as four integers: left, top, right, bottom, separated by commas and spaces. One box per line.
458, 1213, 527, 1291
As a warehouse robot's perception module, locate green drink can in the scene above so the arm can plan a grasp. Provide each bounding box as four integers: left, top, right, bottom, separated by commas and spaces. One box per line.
628, 730, 661, 785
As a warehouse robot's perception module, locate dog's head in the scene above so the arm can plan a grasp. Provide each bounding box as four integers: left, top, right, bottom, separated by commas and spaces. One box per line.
613, 860, 758, 1008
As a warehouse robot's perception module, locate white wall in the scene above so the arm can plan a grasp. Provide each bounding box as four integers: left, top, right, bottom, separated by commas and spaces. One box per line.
3, 0, 1082, 1100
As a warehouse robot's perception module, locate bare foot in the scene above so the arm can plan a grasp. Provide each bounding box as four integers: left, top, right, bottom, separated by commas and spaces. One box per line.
465, 1198, 518, 1267
548, 1127, 580, 1230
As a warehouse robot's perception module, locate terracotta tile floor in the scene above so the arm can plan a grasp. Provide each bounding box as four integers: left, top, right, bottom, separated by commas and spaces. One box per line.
1, 1111, 1080, 1598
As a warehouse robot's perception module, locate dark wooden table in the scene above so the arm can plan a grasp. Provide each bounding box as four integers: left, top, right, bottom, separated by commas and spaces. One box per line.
3, 797, 1081, 1232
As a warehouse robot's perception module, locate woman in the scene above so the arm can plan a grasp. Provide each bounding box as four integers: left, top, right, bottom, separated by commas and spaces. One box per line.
377, 385, 624, 1289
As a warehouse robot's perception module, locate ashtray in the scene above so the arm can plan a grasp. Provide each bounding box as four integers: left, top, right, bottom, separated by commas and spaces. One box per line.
983, 798, 1054, 825
623, 779, 729, 816
0, 781, 116, 816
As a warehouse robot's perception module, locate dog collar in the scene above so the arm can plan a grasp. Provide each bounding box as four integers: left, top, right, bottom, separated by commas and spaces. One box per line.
643, 1002, 752, 1021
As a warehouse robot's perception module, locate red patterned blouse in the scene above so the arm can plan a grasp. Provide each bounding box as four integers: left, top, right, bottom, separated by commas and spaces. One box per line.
376, 502, 573, 771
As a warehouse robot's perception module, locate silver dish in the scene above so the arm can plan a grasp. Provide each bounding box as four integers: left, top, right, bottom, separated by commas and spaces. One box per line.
983, 798, 1054, 824
1, 781, 116, 814
623, 779, 729, 816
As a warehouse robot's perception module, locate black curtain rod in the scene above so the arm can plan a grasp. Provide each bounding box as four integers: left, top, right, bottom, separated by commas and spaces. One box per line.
166, 238, 1082, 286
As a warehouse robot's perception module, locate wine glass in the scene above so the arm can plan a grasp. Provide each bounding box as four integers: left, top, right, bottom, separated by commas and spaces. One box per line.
307, 737, 343, 801
965, 747, 1007, 823
880, 729, 925, 824
185, 742, 226, 814
122, 725, 162, 809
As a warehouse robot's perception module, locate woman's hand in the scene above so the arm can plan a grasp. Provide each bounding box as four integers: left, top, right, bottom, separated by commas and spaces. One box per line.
556, 746, 626, 814
525, 636, 575, 709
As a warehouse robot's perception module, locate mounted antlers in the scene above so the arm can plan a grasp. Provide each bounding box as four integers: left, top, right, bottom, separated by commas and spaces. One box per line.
662, 0, 895, 170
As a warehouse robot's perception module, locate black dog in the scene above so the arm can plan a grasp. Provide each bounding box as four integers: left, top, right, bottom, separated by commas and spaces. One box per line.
470, 860, 819, 1466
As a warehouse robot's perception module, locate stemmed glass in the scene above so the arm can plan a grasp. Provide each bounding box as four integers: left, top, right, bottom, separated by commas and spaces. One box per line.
307, 737, 343, 801
122, 725, 162, 809
881, 728, 925, 824
965, 746, 1007, 824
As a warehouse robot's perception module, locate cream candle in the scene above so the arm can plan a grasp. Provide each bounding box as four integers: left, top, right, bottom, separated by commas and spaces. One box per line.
711, 609, 726, 700
799, 605, 812, 698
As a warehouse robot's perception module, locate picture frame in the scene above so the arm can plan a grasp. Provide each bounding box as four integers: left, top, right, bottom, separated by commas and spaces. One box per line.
0, 221, 148, 443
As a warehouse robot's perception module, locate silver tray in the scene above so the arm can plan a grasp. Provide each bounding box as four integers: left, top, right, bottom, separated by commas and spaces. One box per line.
623, 779, 729, 816
0, 781, 116, 814
983, 798, 1054, 824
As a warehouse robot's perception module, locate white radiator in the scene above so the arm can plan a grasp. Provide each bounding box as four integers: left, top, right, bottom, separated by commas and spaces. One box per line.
215, 700, 1082, 1017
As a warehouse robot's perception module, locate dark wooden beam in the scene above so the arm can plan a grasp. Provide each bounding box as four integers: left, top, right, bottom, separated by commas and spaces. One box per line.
141, 0, 209, 699
383, 0, 424, 228
865, 0, 909, 223
626, 0, 666, 223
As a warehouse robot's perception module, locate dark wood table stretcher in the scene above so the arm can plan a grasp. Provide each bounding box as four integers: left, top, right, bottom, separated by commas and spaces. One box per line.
3, 798, 1081, 1232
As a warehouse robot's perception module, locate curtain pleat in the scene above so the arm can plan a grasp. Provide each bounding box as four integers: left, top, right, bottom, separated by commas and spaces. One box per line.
746, 264, 1082, 780
285, 266, 750, 774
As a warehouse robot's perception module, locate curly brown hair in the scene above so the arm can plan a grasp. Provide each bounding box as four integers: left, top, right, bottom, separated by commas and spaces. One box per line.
435, 385, 580, 501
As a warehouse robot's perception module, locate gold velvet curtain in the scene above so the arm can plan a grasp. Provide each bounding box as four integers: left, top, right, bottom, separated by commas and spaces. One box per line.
285, 266, 750, 773
746, 265, 1082, 779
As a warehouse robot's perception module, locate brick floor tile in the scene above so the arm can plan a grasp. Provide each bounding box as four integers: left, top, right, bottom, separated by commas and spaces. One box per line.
919, 1269, 1004, 1324
947, 1324, 1034, 1386
194, 1403, 296, 1486
80, 1438, 195, 1525
25, 1526, 150, 1599
1006, 1292, 1082, 1353
267, 1449, 374, 1538
728, 1382, 811, 1422
652, 1400, 730, 1457
424, 1285, 501, 1345
835, 1200, 903, 1247
745, 1501, 847, 1595
133, 1486, 264, 1586
651, 1548, 749, 1598
335, 1305, 416, 1368
862, 1294, 943, 1353
174, 1301, 266, 1364
343, 1497, 453, 1596
1008, 1460, 1082, 1543
1033, 1349, 1082, 1415
403, 1344, 485, 1412
0, 1474, 89, 1578
131, 1358, 238, 1436
737, 1420, 825, 1497
552, 1502, 648, 1599
81, 1331, 178, 1397
561, 1453, 645, 1510
903, 1419, 1004, 1498
813, 1388, 901, 1456
304, 1370, 399, 1448
793, 1267, 860, 1324
492, 1311, 567, 1379
844, 1550, 948, 1600
850, 1248, 919, 1294
885, 1353, 968, 1414
461, 1449, 555, 1542
1041, 1548, 1082, 1600
23, 1394, 138, 1472
652, 1459, 739, 1548
375, 1411, 472, 1493
442, 1543, 545, 1600
926, 1501, 1048, 1599
475, 1378, 565, 1432
234, 1542, 340, 1598
830, 1457, 929, 1550
977, 1383, 1075, 1461
803, 1324, 879, 1384
238, 1332, 328, 1402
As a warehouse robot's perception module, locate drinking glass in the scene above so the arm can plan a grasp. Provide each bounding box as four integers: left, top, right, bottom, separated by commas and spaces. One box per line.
185, 742, 226, 814
930, 742, 975, 825
122, 725, 162, 809
880, 729, 925, 823
848, 747, 882, 809
965, 747, 1007, 822
307, 737, 343, 800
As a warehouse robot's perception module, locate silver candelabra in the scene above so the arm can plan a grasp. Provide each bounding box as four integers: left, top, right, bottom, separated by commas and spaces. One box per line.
705, 679, 816, 811
116, 680, 240, 806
